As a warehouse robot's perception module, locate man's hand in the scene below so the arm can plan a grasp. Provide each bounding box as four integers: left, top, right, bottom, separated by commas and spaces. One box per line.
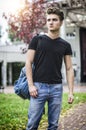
29, 85, 38, 98
68, 94, 74, 104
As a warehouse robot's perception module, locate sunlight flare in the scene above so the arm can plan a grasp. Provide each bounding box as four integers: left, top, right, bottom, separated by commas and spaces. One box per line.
3, 0, 24, 14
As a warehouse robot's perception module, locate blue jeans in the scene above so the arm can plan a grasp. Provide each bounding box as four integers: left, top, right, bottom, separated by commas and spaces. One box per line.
26, 83, 63, 130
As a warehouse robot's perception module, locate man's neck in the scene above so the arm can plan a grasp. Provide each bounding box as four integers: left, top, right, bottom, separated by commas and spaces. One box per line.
46, 31, 60, 39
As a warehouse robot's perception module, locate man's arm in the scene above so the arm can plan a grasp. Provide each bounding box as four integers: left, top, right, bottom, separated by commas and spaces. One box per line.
25, 49, 38, 97
64, 55, 74, 104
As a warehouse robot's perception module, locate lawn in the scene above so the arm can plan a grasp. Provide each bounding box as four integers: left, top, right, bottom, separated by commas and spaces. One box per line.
0, 93, 86, 130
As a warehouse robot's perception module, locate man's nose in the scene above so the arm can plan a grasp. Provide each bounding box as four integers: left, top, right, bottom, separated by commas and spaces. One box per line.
50, 20, 53, 24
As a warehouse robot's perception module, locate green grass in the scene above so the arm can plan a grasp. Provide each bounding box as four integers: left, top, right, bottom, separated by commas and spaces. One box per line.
0, 93, 86, 130
61, 93, 86, 114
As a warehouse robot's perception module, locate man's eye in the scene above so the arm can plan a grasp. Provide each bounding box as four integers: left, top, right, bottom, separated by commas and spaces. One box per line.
53, 19, 58, 21
47, 19, 58, 22
47, 19, 51, 22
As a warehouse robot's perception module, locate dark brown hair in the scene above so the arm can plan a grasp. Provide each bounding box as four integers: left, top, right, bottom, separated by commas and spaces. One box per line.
46, 6, 64, 21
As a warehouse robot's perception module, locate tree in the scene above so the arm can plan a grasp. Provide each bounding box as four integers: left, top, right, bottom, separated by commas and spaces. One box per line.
3, 0, 47, 44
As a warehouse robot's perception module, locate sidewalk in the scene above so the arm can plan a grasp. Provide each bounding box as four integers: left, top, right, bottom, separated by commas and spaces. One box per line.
0, 83, 86, 94
63, 83, 86, 93
58, 103, 86, 130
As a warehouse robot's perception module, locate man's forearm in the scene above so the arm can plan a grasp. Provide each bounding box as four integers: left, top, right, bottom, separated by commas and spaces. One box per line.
25, 62, 34, 87
66, 68, 74, 95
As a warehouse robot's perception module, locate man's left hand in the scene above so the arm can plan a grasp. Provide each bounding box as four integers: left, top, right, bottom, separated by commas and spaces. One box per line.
68, 94, 74, 104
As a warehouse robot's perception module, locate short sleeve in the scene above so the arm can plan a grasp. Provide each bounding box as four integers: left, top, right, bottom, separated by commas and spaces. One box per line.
28, 36, 38, 50
64, 43, 72, 55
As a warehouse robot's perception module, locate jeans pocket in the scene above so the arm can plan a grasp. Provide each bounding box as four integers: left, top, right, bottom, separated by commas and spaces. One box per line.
34, 82, 42, 90
54, 84, 63, 92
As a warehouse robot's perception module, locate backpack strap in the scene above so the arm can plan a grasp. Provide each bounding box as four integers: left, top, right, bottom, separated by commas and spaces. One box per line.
37, 35, 43, 47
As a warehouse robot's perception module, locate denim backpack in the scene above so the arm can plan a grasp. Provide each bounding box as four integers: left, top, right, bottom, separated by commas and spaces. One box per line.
14, 66, 30, 99
14, 36, 42, 99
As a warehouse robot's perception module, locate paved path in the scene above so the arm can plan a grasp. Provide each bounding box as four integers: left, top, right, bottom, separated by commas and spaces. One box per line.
0, 83, 86, 94
58, 103, 86, 130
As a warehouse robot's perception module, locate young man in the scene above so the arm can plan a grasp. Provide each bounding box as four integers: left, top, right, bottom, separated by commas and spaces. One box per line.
25, 5, 74, 130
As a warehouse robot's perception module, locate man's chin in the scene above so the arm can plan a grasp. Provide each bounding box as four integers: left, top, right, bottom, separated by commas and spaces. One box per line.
50, 29, 57, 32
50, 29, 55, 31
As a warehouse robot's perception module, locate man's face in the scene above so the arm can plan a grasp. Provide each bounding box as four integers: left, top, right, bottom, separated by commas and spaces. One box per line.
46, 14, 62, 32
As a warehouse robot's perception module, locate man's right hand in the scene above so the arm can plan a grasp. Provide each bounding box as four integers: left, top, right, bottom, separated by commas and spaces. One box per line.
29, 85, 38, 98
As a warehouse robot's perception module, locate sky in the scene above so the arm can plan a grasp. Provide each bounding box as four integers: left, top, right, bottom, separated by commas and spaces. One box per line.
0, 0, 34, 44
0, 0, 26, 44
0, 0, 22, 26
0, 0, 34, 26
0, 0, 25, 16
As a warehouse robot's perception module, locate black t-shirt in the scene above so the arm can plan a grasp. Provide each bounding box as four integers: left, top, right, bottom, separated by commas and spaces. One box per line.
28, 35, 72, 84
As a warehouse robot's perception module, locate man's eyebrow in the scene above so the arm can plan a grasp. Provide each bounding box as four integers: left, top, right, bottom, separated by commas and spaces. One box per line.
47, 18, 51, 20
47, 18, 58, 20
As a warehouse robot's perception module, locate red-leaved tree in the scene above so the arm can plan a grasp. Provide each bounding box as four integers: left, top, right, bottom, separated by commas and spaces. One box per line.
3, 0, 47, 44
